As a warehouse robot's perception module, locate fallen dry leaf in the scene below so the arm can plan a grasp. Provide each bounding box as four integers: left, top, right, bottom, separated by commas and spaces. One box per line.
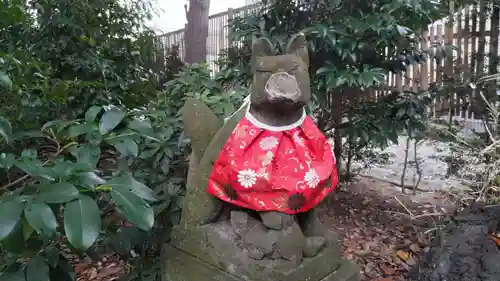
97, 265, 124, 280
396, 250, 410, 261
405, 256, 417, 266
86, 267, 98, 280
343, 240, 359, 251
379, 263, 397, 275
409, 243, 420, 253
489, 234, 500, 246
374, 277, 394, 281
74, 261, 92, 274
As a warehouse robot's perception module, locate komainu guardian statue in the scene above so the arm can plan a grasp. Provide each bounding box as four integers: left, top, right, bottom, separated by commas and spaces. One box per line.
162, 34, 360, 281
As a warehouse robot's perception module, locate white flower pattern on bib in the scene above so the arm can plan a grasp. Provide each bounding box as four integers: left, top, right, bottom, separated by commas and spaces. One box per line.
259, 136, 279, 150
237, 169, 257, 188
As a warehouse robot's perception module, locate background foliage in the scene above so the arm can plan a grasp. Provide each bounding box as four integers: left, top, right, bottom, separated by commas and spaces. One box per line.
216, 0, 455, 174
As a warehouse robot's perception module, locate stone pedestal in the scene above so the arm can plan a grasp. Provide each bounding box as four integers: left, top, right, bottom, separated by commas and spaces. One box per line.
166, 33, 361, 281
162, 242, 360, 281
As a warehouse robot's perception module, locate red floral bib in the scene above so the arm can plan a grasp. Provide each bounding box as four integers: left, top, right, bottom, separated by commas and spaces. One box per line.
207, 109, 338, 214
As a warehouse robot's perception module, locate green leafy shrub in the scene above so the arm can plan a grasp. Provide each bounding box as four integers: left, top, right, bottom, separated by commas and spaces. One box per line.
0, 105, 167, 279
215, 0, 454, 173
0, 1, 244, 279
0, 66, 243, 280
0, 0, 161, 127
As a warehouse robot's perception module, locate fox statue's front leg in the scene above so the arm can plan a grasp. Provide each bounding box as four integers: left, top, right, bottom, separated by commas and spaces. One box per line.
259, 212, 305, 263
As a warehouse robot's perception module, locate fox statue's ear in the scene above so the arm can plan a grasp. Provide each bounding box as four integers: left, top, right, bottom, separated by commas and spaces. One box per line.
251, 37, 275, 72
286, 33, 309, 67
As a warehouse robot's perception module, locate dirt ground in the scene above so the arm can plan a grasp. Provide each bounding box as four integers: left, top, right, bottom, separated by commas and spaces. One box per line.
75, 177, 456, 281
320, 177, 456, 281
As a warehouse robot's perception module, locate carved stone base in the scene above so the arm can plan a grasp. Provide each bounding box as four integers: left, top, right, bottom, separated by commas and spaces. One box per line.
162, 243, 360, 281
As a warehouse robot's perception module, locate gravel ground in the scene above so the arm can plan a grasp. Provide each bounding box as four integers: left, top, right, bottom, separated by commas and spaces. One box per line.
349, 136, 482, 192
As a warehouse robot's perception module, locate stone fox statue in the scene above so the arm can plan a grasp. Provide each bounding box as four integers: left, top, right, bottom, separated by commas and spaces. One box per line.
163, 34, 359, 281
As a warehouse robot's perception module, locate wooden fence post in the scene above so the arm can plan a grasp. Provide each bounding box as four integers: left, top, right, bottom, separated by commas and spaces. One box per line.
445, 1, 454, 121
227, 8, 234, 47
183, 23, 188, 61
421, 32, 429, 90
434, 24, 443, 114
395, 56, 403, 92
463, 5, 470, 118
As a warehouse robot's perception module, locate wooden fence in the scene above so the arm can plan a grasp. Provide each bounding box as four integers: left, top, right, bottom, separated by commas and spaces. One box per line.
156, 4, 260, 73
157, 1, 500, 122
380, 2, 500, 122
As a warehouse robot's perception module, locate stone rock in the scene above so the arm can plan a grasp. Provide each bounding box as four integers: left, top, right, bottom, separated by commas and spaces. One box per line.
303, 236, 326, 257
408, 203, 500, 281
230, 210, 251, 237
242, 221, 274, 255
260, 212, 290, 230
274, 222, 305, 263
247, 246, 265, 260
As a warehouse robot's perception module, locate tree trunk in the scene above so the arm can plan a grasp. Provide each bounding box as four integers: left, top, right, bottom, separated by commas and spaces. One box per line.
184, 0, 210, 63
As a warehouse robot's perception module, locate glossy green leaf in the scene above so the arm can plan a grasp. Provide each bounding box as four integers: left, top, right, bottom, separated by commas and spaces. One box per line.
77, 172, 106, 189
160, 156, 170, 174
108, 137, 139, 157
85, 106, 103, 123
36, 183, 80, 204
0, 271, 26, 281
0, 116, 12, 144
69, 143, 101, 168
42, 120, 79, 134
63, 195, 101, 251
127, 118, 154, 136
396, 25, 412, 36
46, 255, 75, 281
21, 216, 35, 241
106, 173, 157, 202
0, 222, 26, 253
21, 149, 37, 159
42, 246, 60, 268
111, 189, 154, 231
99, 108, 125, 134
24, 202, 57, 236
161, 126, 174, 141
85, 129, 103, 145
26, 256, 50, 281
47, 159, 91, 179
106, 226, 147, 255
316, 67, 331, 75
0, 200, 24, 240
0, 153, 16, 169
139, 145, 161, 159
15, 158, 54, 181
396, 107, 407, 118
67, 123, 94, 138
0, 71, 12, 89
